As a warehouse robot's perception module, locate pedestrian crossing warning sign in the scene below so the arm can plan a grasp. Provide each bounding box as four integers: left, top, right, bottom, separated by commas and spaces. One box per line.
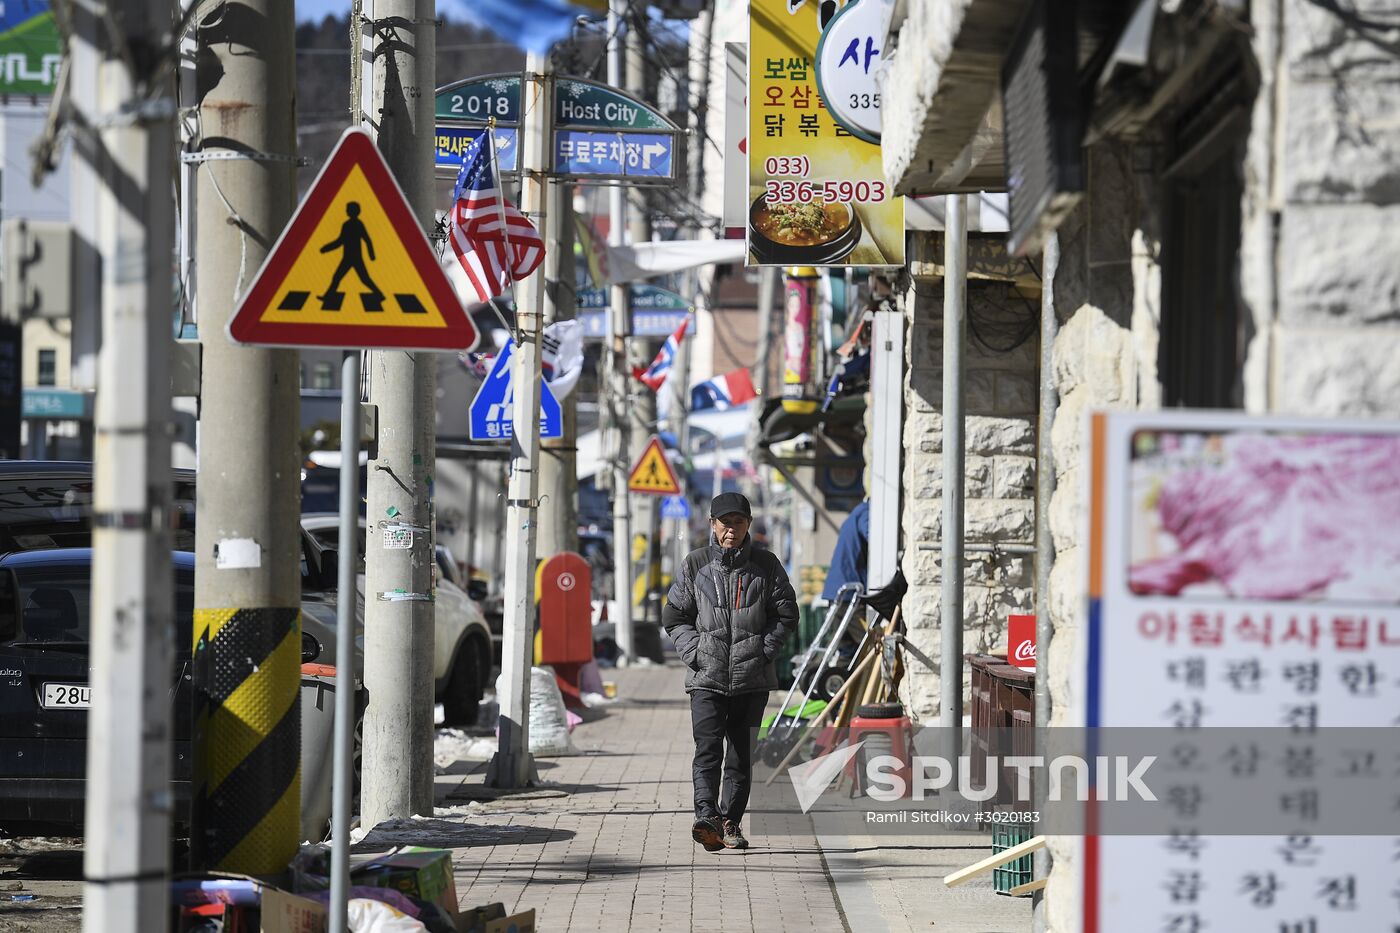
228, 128, 479, 351
627, 435, 682, 495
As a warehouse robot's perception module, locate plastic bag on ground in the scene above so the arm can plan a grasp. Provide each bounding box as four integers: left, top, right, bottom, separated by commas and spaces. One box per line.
528, 666, 579, 756
348, 897, 428, 932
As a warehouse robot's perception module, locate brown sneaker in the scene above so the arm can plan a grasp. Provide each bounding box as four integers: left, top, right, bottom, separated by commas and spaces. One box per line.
721, 819, 749, 849
692, 817, 724, 852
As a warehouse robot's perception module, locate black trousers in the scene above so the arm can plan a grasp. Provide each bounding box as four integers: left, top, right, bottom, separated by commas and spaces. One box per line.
690, 689, 769, 824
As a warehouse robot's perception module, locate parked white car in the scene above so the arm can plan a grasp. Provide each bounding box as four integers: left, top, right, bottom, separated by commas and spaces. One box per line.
300, 514, 492, 725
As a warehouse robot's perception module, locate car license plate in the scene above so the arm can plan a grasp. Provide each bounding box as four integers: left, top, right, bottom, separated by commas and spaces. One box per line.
41, 683, 91, 709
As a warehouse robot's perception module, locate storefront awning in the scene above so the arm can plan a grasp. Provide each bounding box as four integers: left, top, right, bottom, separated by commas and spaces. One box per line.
880, 0, 1029, 196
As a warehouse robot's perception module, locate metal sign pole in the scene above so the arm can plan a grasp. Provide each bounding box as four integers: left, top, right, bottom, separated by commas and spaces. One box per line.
334, 3, 370, 928
329, 354, 361, 933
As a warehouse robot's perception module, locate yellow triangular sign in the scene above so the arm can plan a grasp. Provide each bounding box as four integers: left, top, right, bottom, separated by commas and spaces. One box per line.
628, 435, 682, 496
228, 128, 478, 351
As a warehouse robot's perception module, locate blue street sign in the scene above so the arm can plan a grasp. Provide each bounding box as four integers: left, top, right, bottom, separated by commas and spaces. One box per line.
578, 310, 692, 339
660, 495, 691, 521
575, 285, 691, 339
468, 340, 562, 441
554, 131, 676, 179
435, 125, 518, 171
22, 388, 91, 419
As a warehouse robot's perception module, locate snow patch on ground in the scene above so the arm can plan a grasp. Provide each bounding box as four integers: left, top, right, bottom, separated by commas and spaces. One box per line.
434, 728, 497, 773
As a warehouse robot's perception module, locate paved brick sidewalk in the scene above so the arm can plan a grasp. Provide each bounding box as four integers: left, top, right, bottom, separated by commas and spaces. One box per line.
413, 663, 1030, 932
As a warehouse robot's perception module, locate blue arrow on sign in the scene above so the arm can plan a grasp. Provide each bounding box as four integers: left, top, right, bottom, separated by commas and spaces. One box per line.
660, 495, 691, 520
553, 131, 676, 179
468, 340, 562, 441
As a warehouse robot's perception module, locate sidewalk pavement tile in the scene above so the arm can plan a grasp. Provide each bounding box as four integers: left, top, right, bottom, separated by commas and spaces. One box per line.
421, 663, 1031, 932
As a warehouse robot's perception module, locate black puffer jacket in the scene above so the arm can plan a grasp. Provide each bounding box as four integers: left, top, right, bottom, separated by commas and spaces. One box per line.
662, 537, 799, 694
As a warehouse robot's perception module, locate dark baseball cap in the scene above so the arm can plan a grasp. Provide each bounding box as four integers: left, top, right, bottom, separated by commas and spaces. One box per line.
710, 492, 752, 520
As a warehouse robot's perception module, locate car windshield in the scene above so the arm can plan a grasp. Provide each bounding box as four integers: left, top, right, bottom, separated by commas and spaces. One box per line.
305, 525, 367, 574
0, 475, 196, 553
0, 564, 194, 651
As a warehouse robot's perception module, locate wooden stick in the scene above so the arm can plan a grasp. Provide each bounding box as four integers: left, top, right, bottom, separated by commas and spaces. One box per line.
764, 607, 902, 786
1007, 877, 1047, 897
858, 646, 883, 707
942, 836, 1046, 888
763, 645, 881, 785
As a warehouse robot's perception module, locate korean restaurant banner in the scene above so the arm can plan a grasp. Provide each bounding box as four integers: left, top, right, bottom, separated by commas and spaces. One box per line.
746, 0, 903, 267
1084, 410, 1400, 930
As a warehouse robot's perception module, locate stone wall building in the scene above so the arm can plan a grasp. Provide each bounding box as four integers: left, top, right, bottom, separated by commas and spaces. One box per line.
879, 0, 1400, 928
898, 258, 1041, 721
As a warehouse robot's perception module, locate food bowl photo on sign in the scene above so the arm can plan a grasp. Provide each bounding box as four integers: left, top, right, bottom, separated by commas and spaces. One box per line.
748, 194, 861, 265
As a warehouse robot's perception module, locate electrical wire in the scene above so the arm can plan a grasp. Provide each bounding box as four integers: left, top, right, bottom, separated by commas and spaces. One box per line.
914, 280, 1039, 355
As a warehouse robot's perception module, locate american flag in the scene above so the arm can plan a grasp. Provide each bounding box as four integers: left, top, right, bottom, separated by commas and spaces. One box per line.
444, 130, 544, 304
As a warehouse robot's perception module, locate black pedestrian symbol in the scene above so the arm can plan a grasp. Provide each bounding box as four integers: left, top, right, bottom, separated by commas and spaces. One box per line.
319, 201, 383, 308
647, 461, 660, 482
273, 199, 430, 316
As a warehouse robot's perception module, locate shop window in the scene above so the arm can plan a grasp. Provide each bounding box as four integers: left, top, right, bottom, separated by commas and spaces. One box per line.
1158, 43, 1252, 409
37, 349, 56, 387
312, 362, 334, 390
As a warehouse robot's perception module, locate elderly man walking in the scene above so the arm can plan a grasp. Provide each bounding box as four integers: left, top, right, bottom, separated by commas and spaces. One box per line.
663, 492, 799, 851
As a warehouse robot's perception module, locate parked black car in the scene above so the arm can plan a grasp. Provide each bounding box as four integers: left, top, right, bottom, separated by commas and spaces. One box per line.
0, 462, 357, 837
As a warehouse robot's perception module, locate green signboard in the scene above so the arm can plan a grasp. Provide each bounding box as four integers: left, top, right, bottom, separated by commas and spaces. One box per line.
435, 75, 522, 125
0, 3, 62, 96
435, 74, 682, 185
553, 79, 673, 131
436, 74, 679, 133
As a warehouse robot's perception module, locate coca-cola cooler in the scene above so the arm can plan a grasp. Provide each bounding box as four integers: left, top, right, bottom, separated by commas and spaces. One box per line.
967, 644, 1036, 803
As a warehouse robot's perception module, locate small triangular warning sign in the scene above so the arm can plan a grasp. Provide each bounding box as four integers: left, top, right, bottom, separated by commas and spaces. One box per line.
628, 435, 682, 496
228, 129, 479, 352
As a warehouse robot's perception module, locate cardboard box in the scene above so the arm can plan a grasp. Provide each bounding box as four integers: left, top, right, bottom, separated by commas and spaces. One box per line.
260, 889, 327, 933
172, 875, 325, 933
455, 902, 505, 933
456, 903, 535, 933
294, 845, 457, 918
484, 908, 535, 933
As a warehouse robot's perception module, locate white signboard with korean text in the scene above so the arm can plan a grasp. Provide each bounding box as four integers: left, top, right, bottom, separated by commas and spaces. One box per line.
1085, 411, 1400, 931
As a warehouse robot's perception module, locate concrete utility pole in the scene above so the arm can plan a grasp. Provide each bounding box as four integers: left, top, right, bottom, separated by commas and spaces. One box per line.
747, 267, 778, 521
361, 0, 438, 824
673, 0, 713, 567
624, 5, 659, 631
536, 181, 578, 559
605, 0, 635, 662
487, 52, 554, 788
82, 0, 175, 928
190, 0, 303, 874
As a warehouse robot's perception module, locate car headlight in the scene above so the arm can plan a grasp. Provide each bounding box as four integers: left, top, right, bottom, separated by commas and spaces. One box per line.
301, 631, 322, 663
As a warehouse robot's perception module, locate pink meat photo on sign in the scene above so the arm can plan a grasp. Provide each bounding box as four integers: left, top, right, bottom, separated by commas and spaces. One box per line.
1127, 430, 1400, 603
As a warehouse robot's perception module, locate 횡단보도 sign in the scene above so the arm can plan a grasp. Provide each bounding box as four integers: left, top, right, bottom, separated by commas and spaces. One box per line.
747, 0, 903, 267
468, 340, 562, 441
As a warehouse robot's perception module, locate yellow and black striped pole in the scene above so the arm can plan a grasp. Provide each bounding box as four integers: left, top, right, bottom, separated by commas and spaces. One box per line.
190, 0, 303, 875
191, 608, 302, 872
